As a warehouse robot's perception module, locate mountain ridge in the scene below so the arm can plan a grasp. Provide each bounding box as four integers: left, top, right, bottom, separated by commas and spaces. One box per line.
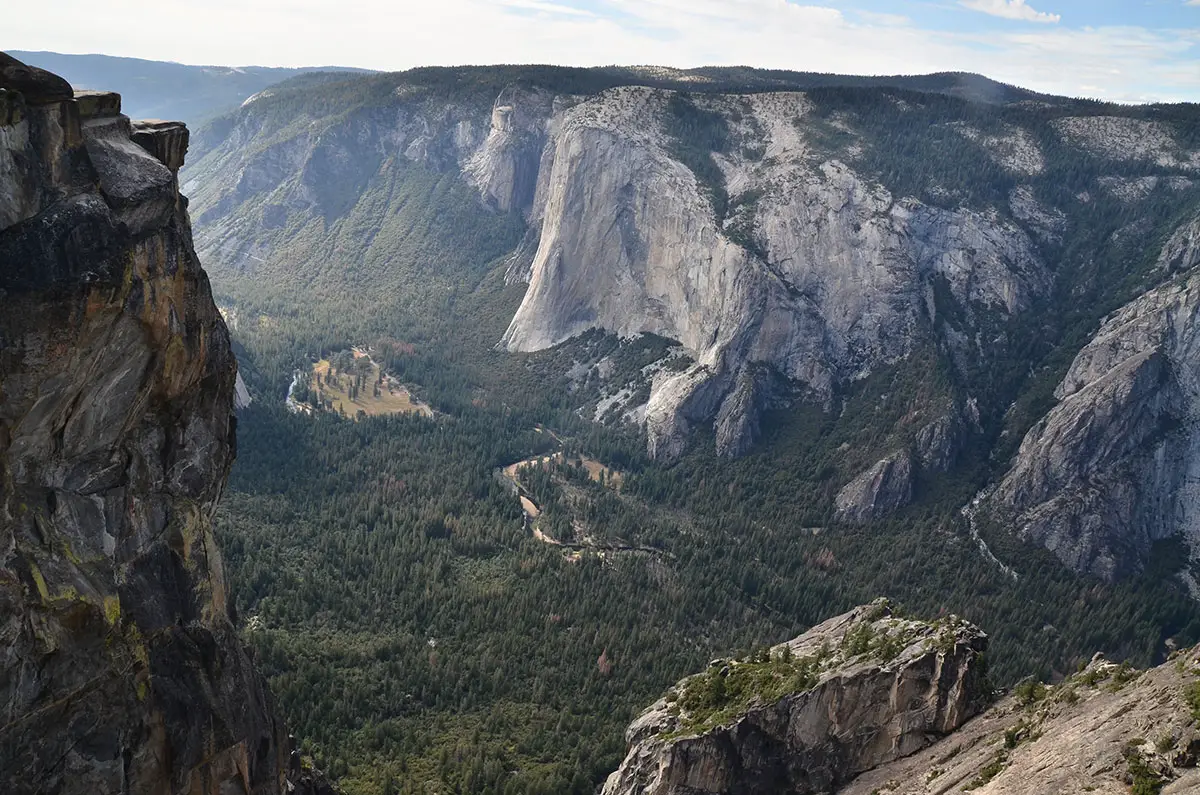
8, 50, 371, 126
158, 58, 1200, 794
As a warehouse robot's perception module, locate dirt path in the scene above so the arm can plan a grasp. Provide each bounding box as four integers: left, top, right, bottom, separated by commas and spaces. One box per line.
499, 447, 670, 558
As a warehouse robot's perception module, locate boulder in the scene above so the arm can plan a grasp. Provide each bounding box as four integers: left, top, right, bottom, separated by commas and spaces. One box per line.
0, 51, 73, 104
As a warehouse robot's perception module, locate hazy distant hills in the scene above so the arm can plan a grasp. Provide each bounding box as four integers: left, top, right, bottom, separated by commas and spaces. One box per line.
9, 51, 1048, 127
9, 50, 370, 125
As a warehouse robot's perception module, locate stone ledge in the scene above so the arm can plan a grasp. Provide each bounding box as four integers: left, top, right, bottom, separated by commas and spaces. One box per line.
74, 90, 122, 120
131, 119, 189, 172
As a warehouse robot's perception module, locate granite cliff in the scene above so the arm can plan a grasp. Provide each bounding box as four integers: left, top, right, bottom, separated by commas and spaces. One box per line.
604, 601, 1200, 795
984, 245, 1200, 584
600, 601, 990, 795
180, 65, 1200, 581
0, 52, 327, 795
185, 74, 1052, 461
499, 88, 1046, 461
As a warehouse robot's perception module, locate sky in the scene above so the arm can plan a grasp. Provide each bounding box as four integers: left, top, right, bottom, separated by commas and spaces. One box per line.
5, 0, 1200, 103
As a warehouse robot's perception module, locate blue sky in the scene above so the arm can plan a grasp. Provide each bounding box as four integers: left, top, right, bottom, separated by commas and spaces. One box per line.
6, 0, 1200, 102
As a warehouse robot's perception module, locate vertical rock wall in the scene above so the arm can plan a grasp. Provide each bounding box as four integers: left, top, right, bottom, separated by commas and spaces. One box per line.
0, 52, 302, 795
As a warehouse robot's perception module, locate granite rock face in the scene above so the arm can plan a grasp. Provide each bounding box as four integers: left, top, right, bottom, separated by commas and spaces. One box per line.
463, 86, 554, 214
0, 53, 320, 795
606, 604, 1200, 795
499, 89, 1047, 459
984, 265, 1200, 582
601, 601, 989, 795
178, 70, 1200, 575
1161, 208, 1200, 274
185, 82, 1049, 461
842, 648, 1200, 795
834, 451, 915, 524
0, 51, 73, 105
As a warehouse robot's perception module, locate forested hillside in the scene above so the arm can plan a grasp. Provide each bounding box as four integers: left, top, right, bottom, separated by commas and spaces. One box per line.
184, 65, 1200, 794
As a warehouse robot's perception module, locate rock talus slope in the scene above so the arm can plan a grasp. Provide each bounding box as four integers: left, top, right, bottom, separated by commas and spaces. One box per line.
601, 601, 989, 795
0, 53, 325, 795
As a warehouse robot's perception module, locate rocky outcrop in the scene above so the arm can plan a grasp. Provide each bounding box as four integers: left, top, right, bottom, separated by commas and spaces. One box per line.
1054, 116, 1199, 170
0, 54, 318, 795
0, 51, 73, 105
601, 601, 989, 795
606, 604, 1200, 795
1161, 209, 1200, 274
463, 87, 554, 214
834, 452, 915, 524
834, 403, 972, 524
842, 649, 1200, 795
983, 265, 1200, 582
915, 408, 969, 474
499, 89, 1046, 458
234, 371, 254, 410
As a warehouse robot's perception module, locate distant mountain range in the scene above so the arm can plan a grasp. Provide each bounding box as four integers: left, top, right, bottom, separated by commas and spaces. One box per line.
185, 61, 1200, 583
8, 50, 370, 125
7, 49, 1200, 795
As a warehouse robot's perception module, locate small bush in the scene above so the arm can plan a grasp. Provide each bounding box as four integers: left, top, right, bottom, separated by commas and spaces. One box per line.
1108, 662, 1139, 690
1184, 680, 1200, 722
873, 633, 907, 663
1124, 746, 1163, 795
1013, 678, 1048, 707
841, 622, 877, 657
964, 750, 1007, 791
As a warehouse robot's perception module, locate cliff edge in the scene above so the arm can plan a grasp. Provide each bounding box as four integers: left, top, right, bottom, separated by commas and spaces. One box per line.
604, 601, 1200, 795
602, 601, 990, 795
0, 52, 325, 795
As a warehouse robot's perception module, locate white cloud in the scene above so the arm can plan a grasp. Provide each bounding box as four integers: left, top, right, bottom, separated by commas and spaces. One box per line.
959, 0, 1061, 24
2, 0, 1196, 102
855, 11, 913, 27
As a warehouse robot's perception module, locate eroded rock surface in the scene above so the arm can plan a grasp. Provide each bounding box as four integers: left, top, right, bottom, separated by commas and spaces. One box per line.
1161, 208, 1200, 274
500, 90, 1046, 459
985, 265, 1200, 582
601, 601, 989, 795
834, 452, 914, 524
0, 53, 321, 795
605, 605, 1200, 795
841, 649, 1200, 795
